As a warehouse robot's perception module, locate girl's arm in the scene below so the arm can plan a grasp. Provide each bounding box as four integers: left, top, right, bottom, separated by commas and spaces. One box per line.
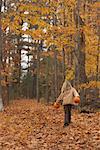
56, 93, 63, 104
55, 81, 66, 103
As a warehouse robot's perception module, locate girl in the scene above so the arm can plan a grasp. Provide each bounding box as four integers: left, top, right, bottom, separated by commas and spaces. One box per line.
55, 80, 80, 127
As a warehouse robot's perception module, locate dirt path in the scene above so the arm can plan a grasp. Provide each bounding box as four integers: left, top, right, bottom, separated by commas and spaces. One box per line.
0, 100, 99, 150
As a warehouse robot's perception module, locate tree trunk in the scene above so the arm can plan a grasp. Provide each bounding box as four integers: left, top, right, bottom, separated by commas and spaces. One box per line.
16, 35, 21, 98
96, 37, 100, 84
54, 48, 58, 101
74, 31, 87, 84
0, 0, 3, 110
74, 0, 87, 107
36, 42, 40, 102
62, 48, 66, 80
45, 57, 49, 103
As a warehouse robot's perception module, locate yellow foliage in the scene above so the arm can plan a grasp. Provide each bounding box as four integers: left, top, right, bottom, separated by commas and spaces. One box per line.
92, 2, 100, 8
66, 68, 74, 80
79, 81, 100, 89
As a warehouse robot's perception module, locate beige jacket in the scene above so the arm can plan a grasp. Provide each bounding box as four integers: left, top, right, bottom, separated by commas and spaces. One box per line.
56, 81, 79, 105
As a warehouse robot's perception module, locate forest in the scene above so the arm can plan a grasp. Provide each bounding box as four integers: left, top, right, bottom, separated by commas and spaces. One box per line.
0, 0, 100, 149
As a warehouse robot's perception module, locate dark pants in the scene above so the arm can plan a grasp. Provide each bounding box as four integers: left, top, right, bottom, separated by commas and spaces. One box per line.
64, 104, 72, 125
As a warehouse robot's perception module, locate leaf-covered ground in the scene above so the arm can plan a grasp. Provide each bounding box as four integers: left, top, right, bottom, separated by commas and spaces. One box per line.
0, 100, 99, 150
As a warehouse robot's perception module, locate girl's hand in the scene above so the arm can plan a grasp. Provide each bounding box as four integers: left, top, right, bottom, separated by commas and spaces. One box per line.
73, 96, 80, 104
54, 102, 60, 109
